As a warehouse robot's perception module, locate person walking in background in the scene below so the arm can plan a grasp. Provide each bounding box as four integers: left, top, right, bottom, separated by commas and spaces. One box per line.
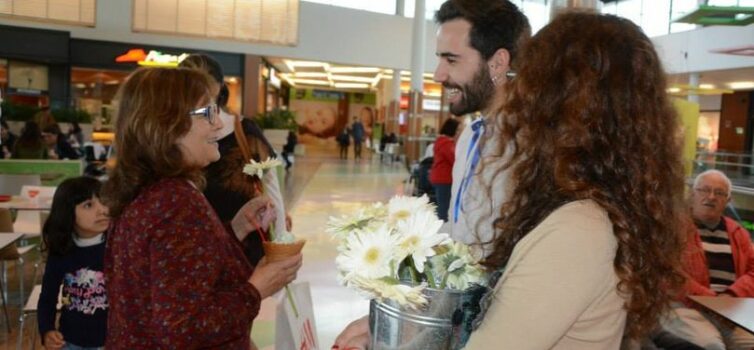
337, 128, 350, 160
282, 130, 297, 171
350, 116, 364, 160
12, 121, 47, 159
102, 67, 301, 349
430, 118, 459, 221
38, 177, 109, 350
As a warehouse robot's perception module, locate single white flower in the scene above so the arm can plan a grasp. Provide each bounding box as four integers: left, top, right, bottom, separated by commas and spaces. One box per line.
326, 208, 381, 237
347, 275, 427, 309
364, 202, 388, 219
394, 210, 449, 273
387, 195, 434, 224
243, 157, 283, 179
335, 225, 398, 280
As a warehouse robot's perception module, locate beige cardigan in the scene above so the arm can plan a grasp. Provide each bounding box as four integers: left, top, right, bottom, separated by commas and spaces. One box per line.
465, 200, 626, 350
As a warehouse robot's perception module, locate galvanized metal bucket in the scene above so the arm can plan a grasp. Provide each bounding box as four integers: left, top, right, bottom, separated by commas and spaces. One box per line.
369, 287, 465, 350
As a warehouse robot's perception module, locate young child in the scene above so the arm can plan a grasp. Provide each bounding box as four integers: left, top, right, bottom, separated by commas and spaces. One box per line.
38, 176, 109, 350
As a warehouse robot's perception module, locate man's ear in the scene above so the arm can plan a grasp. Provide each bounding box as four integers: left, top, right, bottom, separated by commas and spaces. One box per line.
487, 48, 511, 78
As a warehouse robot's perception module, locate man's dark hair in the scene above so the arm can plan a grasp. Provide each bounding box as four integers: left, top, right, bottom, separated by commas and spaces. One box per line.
435, 0, 531, 62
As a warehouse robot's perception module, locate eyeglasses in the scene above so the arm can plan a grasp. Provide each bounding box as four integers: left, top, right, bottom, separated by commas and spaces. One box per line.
694, 187, 728, 199
188, 103, 219, 124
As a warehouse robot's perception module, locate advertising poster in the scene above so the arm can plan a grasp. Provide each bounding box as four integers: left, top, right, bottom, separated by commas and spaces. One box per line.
290, 88, 348, 145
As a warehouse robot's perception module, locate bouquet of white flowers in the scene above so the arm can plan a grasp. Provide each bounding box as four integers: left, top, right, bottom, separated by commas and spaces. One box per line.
329, 195, 487, 310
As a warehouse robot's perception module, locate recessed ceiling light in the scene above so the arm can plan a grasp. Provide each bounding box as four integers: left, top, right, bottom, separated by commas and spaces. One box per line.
699, 84, 715, 89
290, 79, 331, 86
667, 87, 682, 93
293, 72, 329, 78
330, 75, 374, 83
728, 81, 754, 89
334, 83, 369, 89
330, 67, 381, 74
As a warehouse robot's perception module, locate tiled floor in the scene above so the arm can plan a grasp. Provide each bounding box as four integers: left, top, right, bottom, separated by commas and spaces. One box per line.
1, 150, 410, 349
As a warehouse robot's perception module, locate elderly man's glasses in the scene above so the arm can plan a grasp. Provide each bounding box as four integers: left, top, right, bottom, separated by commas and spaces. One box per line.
694, 187, 728, 199
189, 103, 219, 124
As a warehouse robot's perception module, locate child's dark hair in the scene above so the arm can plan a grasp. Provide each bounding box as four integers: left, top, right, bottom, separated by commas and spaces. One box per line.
42, 176, 103, 256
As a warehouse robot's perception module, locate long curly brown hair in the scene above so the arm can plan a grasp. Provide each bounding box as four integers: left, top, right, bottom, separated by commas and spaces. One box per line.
102, 67, 214, 218
484, 12, 687, 338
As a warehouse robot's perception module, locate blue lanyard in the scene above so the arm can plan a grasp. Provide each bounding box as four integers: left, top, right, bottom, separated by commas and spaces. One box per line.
453, 118, 485, 223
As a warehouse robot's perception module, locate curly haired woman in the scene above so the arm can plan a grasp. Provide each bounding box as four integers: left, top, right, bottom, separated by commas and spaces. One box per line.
465, 12, 687, 349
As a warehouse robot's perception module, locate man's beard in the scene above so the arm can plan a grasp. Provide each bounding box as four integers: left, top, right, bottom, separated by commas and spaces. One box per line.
447, 63, 496, 116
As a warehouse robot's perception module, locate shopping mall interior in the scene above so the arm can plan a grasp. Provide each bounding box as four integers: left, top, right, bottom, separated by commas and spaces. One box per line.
0, 0, 754, 348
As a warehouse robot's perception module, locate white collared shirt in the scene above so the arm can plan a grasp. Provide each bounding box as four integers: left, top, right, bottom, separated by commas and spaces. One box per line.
445, 116, 512, 257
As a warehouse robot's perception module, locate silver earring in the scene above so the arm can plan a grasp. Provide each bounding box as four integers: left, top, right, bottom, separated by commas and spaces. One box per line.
506, 70, 517, 79
491, 75, 502, 86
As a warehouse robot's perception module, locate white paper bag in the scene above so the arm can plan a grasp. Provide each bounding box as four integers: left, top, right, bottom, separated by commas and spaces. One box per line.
275, 282, 319, 350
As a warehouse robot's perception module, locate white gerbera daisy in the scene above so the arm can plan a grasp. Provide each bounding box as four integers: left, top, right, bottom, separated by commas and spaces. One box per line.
243, 157, 283, 179
326, 207, 381, 237
430, 241, 486, 290
335, 225, 398, 280
394, 210, 450, 273
387, 195, 434, 224
347, 275, 427, 309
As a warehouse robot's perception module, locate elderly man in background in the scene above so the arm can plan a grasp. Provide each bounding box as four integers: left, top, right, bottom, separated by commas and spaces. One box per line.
662, 169, 754, 350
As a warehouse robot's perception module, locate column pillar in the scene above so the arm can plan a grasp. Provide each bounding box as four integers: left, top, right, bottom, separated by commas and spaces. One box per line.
688, 72, 700, 104
407, 0, 426, 164
242, 54, 263, 118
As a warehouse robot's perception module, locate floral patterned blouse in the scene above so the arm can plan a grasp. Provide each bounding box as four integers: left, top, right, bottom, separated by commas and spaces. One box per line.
105, 178, 261, 349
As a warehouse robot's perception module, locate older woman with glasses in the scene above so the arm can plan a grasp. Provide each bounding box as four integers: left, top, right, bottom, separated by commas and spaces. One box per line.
179, 53, 289, 266
102, 67, 302, 349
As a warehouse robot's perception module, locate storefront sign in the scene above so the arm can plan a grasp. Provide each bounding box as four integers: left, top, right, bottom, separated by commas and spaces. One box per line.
115, 49, 189, 67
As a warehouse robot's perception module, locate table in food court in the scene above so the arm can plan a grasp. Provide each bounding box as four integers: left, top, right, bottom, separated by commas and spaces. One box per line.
0, 196, 52, 211
689, 296, 754, 335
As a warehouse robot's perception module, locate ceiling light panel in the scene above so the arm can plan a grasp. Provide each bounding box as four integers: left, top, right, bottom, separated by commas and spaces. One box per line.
728, 81, 754, 89
330, 67, 382, 74
290, 79, 331, 86
330, 75, 375, 83
334, 83, 370, 89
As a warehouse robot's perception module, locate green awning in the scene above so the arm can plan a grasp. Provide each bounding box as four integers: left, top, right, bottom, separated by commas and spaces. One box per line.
674, 5, 754, 26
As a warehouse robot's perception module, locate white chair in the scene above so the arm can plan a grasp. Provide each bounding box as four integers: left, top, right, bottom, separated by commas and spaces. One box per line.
0, 208, 41, 308
17, 284, 62, 350
13, 186, 55, 234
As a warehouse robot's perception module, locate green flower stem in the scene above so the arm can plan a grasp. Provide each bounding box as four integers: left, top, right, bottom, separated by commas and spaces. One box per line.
439, 273, 449, 289
406, 256, 420, 283
425, 262, 437, 289
285, 285, 299, 318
